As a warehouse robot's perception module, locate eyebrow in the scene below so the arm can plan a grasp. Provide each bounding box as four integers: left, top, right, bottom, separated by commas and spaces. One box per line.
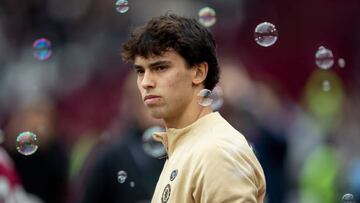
133, 60, 172, 70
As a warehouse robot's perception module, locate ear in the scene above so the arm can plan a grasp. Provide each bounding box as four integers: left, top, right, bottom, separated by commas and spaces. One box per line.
192, 62, 208, 86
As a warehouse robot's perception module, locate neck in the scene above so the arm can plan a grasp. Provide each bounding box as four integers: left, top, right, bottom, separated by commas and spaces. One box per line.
164, 104, 212, 129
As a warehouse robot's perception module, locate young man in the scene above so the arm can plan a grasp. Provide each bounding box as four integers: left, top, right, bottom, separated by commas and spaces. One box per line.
122, 14, 266, 203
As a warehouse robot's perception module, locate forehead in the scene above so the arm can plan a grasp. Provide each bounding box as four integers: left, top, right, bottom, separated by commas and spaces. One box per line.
134, 50, 186, 66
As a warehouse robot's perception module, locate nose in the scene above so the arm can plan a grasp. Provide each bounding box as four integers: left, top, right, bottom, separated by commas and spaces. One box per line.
141, 70, 155, 90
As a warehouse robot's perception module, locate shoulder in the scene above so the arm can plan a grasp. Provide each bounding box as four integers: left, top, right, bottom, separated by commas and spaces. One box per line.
192, 131, 264, 184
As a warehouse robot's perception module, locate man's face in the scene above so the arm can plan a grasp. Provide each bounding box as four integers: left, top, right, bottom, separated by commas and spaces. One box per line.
134, 50, 195, 120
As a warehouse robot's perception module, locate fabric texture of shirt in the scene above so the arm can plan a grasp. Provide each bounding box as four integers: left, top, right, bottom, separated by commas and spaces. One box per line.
151, 112, 266, 203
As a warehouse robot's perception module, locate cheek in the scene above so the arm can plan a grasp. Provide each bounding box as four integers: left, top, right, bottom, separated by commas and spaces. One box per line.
165, 73, 192, 100
136, 80, 143, 93
172, 71, 192, 87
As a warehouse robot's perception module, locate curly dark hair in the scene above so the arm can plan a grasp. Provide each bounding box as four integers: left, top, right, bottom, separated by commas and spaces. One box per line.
121, 13, 220, 90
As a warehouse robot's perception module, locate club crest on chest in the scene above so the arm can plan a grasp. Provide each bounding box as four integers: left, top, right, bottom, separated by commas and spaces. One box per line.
170, 169, 178, 181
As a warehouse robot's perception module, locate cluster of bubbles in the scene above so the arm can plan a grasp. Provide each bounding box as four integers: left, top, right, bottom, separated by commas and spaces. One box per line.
198, 7, 216, 27
252, 22, 347, 90
117, 170, 136, 188
342, 193, 355, 203
197, 86, 224, 111
254, 22, 278, 47
115, 0, 129, 14
32, 38, 52, 61
16, 131, 39, 156
142, 126, 166, 158
315, 46, 346, 70
314, 46, 346, 92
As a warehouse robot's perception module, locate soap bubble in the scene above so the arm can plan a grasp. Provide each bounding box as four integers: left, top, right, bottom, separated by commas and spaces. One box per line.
210, 86, 224, 111
315, 46, 334, 70
33, 38, 52, 61
16, 131, 38, 156
322, 80, 331, 92
338, 58, 346, 68
142, 126, 166, 158
197, 89, 213, 106
254, 22, 278, 47
117, 170, 127, 183
198, 7, 216, 27
342, 193, 355, 203
115, 0, 129, 14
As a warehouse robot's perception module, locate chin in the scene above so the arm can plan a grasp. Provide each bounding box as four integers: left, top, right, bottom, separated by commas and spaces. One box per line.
148, 109, 165, 119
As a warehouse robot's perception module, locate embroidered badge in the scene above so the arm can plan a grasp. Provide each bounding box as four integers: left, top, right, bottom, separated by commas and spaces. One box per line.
161, 184, 171, 203
170, 169, 178, 181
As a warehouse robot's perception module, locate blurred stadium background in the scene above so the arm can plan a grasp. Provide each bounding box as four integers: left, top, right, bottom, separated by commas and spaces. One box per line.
0, 0, 359, 202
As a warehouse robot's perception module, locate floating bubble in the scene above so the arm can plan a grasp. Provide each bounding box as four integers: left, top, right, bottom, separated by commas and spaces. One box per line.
198, 7, 216, 27
16, 131, 38, 156
315, 46, 334, 70
254, 22, 278, 47
115, 0, 129, 14
32, 38, 52, 61
142, 126, 166, 158
322, 80, 331, 92
197, 89, 213, 107
129, 181, 135, 188
338, 58, 346, 68
117, 170, 127, 183
210, 86, 224, 111
342, 193, 355, 203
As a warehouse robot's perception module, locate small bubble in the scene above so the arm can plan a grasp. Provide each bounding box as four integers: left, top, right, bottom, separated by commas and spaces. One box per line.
315, 46, 334, 70
142, 126, 166, 158
16, 131, 38, 156
254, 22, 278, 47
117, 170, 127, 184
115, 0, 129, 14
32, 38, 52, 61
210, 86, 224, 111
129, 181, 135, 188
342, 193, 355, 203
197, 89, 213, 107
338, 58, 346, 68
198, 7, 216, 27
322, 80, 331, 92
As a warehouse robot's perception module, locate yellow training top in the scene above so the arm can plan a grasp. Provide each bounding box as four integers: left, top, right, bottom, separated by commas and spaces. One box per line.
151, 112, 266, 203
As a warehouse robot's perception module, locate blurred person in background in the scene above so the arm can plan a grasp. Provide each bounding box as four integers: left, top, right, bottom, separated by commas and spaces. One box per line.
121, 14, 266, 203
2, 99, 69, 203
0, 145, 44, 203
79, 71, 165, 203
218, 60, 289, 203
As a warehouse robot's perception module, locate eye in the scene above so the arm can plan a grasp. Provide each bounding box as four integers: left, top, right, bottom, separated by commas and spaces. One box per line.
154, 66, 168, 72
135, 68, 145, 75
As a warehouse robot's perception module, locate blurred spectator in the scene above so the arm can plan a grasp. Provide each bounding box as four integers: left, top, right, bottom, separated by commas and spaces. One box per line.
2, 99, 69, 203
79, 71, 165, 203
0, 146, 43, 203
218, 59, 289, 203
299, 143, 341, 203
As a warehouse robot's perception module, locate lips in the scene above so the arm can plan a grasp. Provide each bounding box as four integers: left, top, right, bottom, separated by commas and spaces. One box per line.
144, 95, 161, 101
144, 95, 161, 105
